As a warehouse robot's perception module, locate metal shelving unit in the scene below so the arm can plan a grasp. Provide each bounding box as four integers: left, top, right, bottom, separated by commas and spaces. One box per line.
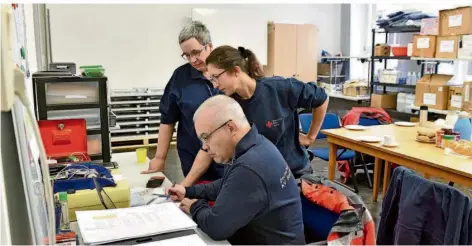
110, 88, 176, 151
32, 75, 113, 162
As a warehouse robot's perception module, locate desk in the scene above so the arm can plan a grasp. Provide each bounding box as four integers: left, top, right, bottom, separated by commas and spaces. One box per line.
70, 152, 230, 245
322, 125, 472, 201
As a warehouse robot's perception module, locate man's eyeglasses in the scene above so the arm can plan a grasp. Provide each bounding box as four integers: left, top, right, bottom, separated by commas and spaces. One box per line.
181, 45, 207, 61
209, 70, 228, 83
199, 120, 231, 145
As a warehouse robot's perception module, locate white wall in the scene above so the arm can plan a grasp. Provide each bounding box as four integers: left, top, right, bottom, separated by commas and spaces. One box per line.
47, 4, 341, 89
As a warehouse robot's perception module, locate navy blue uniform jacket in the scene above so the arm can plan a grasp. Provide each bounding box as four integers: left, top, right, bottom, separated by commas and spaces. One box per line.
377, 166, 472, 245
160, 63, 225, 181
234, 76, 327, 178
186, 125, 305, 245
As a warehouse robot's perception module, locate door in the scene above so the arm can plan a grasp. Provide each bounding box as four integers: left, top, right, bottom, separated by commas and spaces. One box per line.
296, 24, 318, 82
272, 23, 297, 78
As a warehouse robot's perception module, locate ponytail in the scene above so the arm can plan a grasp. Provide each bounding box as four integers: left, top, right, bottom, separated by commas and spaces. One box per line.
238, 47, 264, 79
206, 45, 264, 79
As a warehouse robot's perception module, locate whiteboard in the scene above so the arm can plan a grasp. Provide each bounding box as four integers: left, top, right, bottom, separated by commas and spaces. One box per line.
192, 8, 267, 65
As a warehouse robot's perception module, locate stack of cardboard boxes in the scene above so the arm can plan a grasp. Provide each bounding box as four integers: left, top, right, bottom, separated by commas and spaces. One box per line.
410, 6, 472, 113
413, 6, 472, 59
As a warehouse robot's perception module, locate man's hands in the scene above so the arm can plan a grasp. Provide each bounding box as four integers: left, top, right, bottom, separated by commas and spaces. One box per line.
180, 198, 197, 214
141, 157, 165, 174
299, 133, 315, 147
166, 184, 186, 201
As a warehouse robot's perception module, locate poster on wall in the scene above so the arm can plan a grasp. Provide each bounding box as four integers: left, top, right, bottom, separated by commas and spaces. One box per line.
11, 3, 30, 78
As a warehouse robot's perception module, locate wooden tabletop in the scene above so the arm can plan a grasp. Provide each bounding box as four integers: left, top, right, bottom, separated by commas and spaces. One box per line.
322, 124, 472, 179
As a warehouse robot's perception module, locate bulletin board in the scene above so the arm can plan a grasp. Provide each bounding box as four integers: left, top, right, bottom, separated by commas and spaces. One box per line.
10, 3, 30, 78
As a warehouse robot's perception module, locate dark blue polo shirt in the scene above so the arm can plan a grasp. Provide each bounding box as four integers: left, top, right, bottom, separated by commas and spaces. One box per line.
160, 63, 225, 181
186, 125, 305, 244
234, 76, 328, 178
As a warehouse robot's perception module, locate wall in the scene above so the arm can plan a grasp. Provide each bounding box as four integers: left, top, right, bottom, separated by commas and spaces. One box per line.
46, 4, 341, 89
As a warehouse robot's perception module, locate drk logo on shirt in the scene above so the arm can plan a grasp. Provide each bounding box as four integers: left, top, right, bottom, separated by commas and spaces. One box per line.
266, 118, 283, 128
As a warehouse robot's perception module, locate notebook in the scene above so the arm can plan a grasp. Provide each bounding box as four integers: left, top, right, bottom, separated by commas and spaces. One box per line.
76, 203, 197, 245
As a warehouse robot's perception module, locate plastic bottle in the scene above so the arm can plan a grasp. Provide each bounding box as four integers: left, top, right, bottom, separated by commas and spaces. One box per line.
59, 192, 70, 230
453, 111, 471, 141
419, 106, 428, 127
406, 72, 412, 85
411, 72, 417, 85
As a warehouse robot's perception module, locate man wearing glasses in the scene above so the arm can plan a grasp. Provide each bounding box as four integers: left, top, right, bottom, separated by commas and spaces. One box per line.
142, 21, 225, 187
167, 95, 305, 245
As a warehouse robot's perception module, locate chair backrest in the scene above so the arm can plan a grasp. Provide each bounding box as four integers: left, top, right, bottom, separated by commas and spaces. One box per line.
299, 113, 312, 134
358, 117, 381, 126
318, 113, 341, 139
299, 113, 341, 139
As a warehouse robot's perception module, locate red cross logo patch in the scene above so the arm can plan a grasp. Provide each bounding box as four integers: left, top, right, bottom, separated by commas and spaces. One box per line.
266, 121, 273, 128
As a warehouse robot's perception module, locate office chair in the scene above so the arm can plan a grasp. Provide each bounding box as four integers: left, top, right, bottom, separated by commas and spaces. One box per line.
300, 113, 359, 192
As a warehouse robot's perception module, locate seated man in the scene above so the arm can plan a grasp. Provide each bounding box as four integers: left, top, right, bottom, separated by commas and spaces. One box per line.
167, 95, 305, 245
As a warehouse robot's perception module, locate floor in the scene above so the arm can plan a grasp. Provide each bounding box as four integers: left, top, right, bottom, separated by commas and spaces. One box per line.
146, 139, 471, 226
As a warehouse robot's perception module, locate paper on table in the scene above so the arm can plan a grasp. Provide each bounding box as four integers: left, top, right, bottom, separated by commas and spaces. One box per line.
153, 187, 165, 195
136, 234, 208, 246
76, 203, 197, 245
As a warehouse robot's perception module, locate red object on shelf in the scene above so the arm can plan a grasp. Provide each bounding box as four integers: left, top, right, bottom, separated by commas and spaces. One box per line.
38, 119, 90, 162
391, 46, 408, 56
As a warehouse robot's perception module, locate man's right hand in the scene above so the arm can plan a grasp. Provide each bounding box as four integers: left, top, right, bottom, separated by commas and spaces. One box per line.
166, 184, 186, 201
141, 157, 165, 174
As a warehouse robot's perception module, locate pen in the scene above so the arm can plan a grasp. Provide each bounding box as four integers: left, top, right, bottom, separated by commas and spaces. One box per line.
166, 184, 175, 200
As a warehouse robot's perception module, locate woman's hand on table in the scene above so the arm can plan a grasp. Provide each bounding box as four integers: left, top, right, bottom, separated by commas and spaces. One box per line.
166, 184, 186, 201
141, 157, 165, 174
180, 198, 198, 214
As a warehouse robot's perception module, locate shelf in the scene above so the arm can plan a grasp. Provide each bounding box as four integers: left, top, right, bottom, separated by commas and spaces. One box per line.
374, 26, 421, 33
410, 57, 472, 62
406, 105, 449, 115
87, 129, 102, 135
117, 120, 161, 126
328, 92, 370, 101
373, 56, 412, 60
318, 75, 346, 78
110, 99, 160, 105
111, 92, 163, 97
46, 103, 100, 110
115, 113, 161, 119
111, 126, 159, 134
373, 83, 416, 89
112, 106, 158, 112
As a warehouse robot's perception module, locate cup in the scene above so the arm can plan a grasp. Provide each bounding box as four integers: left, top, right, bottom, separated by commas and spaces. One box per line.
383, 135, 395, 145
136, 148, 147, 164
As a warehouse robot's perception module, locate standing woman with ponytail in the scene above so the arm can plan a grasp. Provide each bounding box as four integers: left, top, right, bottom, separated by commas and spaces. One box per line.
204, 45, 328, 178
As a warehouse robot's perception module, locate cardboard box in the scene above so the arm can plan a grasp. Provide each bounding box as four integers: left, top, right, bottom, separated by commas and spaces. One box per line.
343, 86, 368, 97
420, 18, 439, 35
436, 36, 460, 58
412, 35, 437, 58
317, 63, 331, 76
458, 34, 472, 59
371, 93, 397, 109
463, 81, 472, 114
448, 86, 464, 111
415, 74, 453, 110
439, 6, 472, 36
374, 44, 391, 56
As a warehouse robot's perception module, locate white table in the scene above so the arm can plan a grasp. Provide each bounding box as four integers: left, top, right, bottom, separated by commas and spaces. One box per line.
70, 152, 230, 245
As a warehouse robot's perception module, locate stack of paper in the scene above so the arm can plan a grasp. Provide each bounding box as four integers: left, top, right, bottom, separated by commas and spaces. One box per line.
138, 234, 207, 246
76, 203, 197, 245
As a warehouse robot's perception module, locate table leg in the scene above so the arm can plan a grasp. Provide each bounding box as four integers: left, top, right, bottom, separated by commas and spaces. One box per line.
373, 158, 382, 202
383, 161, 392, 196
328, 143, 338, 181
